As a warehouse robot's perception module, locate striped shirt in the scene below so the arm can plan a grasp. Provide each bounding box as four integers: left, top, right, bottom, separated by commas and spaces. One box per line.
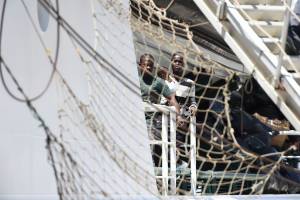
161, 75, 197, 117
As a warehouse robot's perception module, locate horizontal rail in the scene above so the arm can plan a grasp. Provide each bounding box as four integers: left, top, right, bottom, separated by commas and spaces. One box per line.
143, 102, 176, 113
154, 168, 266, 180
279, 130, 300, 135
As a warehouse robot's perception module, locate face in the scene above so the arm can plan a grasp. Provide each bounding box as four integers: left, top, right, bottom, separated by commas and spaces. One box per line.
171, 55, 184, 76
139, 57, 154, 74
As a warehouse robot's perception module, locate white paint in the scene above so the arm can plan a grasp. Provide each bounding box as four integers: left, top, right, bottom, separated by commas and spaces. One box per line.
0, 0, 156, 199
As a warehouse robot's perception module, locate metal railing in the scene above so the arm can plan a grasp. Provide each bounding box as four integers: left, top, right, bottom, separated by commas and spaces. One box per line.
143, 102, 197, 195
144, 102, 300, 195
274, 0, 292, 87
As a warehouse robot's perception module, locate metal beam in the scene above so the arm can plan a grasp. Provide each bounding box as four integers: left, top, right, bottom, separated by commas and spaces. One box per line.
193, 0, 300, 130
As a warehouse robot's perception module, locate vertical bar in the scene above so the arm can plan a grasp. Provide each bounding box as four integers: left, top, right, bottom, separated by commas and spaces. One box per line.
216, 0, 226, 20
274, 0, 291, 87
169, 107, 177, 195
161, 112, 169, 196
190, 116, 197, 195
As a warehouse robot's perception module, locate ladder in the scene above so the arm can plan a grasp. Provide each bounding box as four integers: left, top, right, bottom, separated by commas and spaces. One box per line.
193, 0, 300, 131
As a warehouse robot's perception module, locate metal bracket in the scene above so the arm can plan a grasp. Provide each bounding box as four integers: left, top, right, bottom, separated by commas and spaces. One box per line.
216, 0, 227, 20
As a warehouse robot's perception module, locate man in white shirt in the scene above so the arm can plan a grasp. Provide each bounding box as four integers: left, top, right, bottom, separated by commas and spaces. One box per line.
169, 52, 197, 120
168, 52, 198, 172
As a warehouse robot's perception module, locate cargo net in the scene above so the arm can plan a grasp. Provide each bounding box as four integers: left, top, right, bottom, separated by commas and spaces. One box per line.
32, 0, 300, 199
55, 73, 158, 199
129, 0, 300, 195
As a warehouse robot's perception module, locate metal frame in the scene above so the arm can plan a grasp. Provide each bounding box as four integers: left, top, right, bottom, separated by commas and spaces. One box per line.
144, 103, 197, 195
193, 0, 300, 131
143, 103, 300, 196
274, 0, 291, 87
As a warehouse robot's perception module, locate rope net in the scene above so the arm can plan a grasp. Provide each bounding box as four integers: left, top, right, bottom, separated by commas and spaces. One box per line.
51, 0, 300, 197
13, 0, 300, 198
129, 0, 300, 195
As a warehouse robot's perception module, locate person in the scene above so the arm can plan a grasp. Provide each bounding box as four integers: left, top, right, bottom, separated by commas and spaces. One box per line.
138, 53, 184, 166
158, 55, 198, 129
157, 65, 170, 81
157, 65, 173, 105
138, 53, 182, 116
169, 52, 197, 123
229, 88, 300, 192
166, 52, 198, 171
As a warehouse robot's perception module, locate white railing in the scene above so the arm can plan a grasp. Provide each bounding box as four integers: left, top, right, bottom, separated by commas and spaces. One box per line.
279, 130, 300, 135
193, 0, 300, 131
143, 102, 197, 195
144, 103, 300, 195
216, 0, 226, 19
274, 0, 292, 87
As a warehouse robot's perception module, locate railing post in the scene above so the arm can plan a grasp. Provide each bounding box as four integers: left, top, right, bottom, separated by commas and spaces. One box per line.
161, 112, 169, 196
190, 115, 197, 195
169, 107, 177, 195
216, 0, 226, 20
274, 0, 291, 88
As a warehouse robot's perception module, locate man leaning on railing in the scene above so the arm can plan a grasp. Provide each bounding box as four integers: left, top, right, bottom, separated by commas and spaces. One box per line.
138, 53, 184, 166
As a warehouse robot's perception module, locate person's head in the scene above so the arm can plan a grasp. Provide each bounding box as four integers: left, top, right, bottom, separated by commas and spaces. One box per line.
139, 53, 155, 74
171, 52, 185, 76
158, 65, 169, 80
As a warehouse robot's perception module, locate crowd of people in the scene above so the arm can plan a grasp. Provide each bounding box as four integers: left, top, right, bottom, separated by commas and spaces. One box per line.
133, 0, 300, 194
137, 51, 300, 193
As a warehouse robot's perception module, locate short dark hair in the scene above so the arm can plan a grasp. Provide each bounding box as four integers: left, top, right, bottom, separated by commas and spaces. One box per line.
139, 53, 154, 64
171, 52, 184, 61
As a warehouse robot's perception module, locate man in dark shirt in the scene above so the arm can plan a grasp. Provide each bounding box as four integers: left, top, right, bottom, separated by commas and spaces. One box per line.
138, 53, 181, 116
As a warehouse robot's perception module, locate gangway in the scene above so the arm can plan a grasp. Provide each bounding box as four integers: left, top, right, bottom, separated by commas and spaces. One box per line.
193, 0, 300, 131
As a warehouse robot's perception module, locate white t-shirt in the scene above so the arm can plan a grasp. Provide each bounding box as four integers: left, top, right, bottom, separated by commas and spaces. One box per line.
160, 75, 196, 116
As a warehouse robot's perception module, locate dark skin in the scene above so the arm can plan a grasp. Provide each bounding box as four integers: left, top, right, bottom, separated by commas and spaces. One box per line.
171, 54, 184, 80
158, 66, 170, 81
171, 54, 197, 115
139, 58, 154, 75
139, 56, 184, 124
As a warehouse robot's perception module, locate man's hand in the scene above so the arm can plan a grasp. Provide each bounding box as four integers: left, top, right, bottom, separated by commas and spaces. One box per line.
189, 105, 197, 116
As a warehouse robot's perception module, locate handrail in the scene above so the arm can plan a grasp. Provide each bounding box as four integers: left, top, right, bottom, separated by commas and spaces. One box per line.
154, 168, 266, 180
143, 103, 176, 195
279, 130, 300, 135
143, 102, 197, 195
193, 0, 300, 131
274, 0, 291, 87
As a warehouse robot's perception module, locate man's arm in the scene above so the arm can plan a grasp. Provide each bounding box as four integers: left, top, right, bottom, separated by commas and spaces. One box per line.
165, 93, 185, 126
157, 77, 184, 124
